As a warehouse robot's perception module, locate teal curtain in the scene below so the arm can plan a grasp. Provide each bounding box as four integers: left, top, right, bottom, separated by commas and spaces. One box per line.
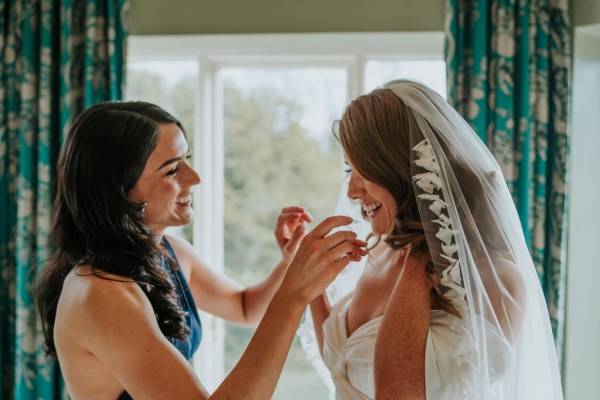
445, 0, 571, 362
0, 1, 128, 398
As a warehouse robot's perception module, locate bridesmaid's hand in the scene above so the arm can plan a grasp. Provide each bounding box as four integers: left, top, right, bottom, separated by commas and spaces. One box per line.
278, 216, 367, 305
274, 206, 313, 264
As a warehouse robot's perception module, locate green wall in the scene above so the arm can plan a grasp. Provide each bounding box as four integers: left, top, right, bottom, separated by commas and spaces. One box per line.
129, 0, 444, 35
130, 0, 599, 35
573, 0, 600, 27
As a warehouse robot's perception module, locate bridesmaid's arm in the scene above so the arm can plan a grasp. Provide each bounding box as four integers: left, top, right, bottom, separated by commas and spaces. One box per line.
309, 293, 331, 356
62, 216, 362, 400
374, 252, 431, 400
174, 207, 311, 326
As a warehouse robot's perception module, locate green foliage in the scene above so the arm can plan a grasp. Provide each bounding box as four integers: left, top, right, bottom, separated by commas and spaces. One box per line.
223, 84, 342, 285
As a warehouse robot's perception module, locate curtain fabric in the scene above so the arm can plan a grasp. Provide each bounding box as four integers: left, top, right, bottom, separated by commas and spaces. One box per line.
444, 0, 571, 362
0, 1, 128, 398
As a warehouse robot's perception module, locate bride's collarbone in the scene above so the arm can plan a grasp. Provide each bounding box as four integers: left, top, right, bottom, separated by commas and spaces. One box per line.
347, 263, 400, 335
347, 245, 435, 335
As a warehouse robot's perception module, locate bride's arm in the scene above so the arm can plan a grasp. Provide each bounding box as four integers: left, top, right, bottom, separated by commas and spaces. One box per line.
309, 294, 331, 356
374, 252, 431, 400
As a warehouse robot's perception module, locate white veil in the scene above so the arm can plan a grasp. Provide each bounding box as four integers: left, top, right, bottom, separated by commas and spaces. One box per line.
299, 79, 563, 399
297, 177, 370, 397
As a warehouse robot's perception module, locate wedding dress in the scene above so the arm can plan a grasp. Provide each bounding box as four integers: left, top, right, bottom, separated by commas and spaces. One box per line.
322, 293, 513, 400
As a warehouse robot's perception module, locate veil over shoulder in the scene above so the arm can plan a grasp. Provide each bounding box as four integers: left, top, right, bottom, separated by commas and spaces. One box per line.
299, 80, 563, 400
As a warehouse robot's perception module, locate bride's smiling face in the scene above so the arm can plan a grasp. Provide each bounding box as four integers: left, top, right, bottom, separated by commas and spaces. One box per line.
345, 162, 397, 236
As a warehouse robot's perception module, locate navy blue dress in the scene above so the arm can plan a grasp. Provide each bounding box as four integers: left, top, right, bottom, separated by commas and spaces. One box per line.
118, 238, 202, 400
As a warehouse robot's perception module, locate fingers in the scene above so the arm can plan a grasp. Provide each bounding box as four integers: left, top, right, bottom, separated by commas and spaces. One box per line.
348, 239, 369, 260
332, 240, 369, 271
328, 240, 368, 262
308, 216, 353, 239
300, 217, 367, 263
285, 223, 306, 251
331, 254, 352, 274
328, 251, 360, 280
279, 207, 313, 223
275, 207, 313, 244
322, 230, 366, 250
276, 212, 309, 227
281, 216, 368, 303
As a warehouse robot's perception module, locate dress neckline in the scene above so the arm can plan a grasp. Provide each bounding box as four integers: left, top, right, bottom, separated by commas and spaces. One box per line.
343, 297, 384, 340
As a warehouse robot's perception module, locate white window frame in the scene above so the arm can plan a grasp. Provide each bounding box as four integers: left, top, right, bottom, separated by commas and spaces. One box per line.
127, 32, 445, 391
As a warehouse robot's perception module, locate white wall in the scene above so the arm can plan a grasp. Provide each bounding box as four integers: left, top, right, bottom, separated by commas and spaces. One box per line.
564, 23, 600, 400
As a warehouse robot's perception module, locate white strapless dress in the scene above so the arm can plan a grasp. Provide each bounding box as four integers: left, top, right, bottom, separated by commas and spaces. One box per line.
321, 295, 509, 400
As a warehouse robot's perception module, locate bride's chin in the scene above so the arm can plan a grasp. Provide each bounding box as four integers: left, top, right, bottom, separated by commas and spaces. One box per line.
369, 219, 395, 236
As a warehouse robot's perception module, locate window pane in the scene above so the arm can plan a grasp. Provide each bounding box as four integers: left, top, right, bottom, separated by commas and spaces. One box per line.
220, 67, 347, 399
365, 60, 447, 98
125, 60, 198, 242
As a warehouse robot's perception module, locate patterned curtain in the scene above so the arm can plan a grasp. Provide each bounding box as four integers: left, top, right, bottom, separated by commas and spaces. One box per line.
444, 0, 571, 362
0, 1, 128, 398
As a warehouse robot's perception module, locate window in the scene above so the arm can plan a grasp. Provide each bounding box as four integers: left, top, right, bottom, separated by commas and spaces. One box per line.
126, 32, 446, 398
365, 59, 446, 96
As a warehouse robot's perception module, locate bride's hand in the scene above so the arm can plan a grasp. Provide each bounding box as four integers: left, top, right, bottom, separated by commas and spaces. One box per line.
274, 206, 313, 264
278, 216, 368, 304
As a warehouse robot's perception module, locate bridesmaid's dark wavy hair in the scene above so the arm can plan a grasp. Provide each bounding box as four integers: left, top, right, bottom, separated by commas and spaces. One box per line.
35, 101, 189, 357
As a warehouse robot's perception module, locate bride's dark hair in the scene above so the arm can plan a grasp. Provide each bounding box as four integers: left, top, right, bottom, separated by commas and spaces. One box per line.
35, 101, 189, 356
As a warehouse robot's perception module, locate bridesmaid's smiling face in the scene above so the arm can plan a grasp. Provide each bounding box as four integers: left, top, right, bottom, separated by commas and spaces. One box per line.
129, 123, 201, 236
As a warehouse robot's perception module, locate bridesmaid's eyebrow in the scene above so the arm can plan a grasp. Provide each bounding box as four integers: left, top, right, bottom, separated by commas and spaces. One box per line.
156, 156, 182, 171
155, 146, 190, 171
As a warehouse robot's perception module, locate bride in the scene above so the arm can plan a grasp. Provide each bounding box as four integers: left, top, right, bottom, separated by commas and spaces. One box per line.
305, 80, 563, 399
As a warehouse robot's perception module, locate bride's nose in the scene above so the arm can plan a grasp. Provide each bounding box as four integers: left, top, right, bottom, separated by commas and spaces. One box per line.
347, 173, 364, 200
